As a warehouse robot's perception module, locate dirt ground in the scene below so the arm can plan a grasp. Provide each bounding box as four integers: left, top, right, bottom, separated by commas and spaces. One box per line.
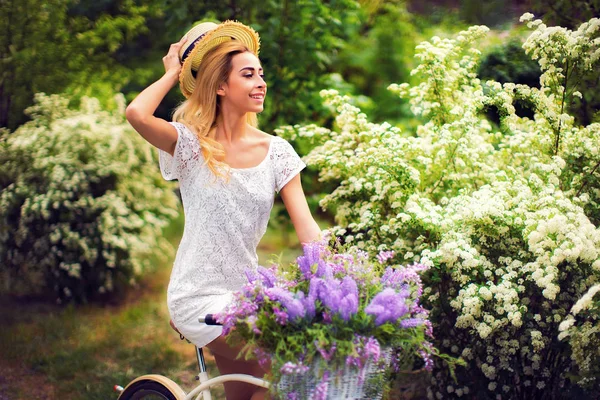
0, 360, 56, 400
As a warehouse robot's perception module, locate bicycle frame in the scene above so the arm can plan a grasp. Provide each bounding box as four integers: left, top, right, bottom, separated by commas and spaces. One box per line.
116, 316, 270, 400
187, 346, 270, 400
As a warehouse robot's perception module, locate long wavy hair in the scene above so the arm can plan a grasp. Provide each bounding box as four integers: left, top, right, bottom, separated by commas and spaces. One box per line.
172, 41, 258, 178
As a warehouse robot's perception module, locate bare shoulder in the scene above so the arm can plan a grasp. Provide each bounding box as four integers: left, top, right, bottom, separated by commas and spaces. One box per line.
247, 126, 275, 145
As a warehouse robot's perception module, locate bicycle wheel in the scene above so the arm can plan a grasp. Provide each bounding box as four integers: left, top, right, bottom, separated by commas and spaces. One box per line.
118, 375, 186, 400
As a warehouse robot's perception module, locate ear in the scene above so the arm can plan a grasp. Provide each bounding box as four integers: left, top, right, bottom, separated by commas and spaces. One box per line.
216, 83, 227, 96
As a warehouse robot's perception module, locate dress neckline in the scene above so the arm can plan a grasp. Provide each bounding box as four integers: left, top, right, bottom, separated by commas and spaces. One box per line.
227, 136, 275, 172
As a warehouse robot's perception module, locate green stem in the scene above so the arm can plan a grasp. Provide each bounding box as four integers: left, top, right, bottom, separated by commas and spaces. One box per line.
428, 127, 466, 196
432, 72, 448, 125
575, 157, 600, 198
554, 60, 569, 155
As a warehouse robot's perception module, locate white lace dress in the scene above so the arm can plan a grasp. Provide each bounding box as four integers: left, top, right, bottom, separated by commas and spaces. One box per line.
159, 122, 305, 348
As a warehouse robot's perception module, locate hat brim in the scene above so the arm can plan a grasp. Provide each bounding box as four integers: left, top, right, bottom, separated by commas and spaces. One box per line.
179, 20, 260, 99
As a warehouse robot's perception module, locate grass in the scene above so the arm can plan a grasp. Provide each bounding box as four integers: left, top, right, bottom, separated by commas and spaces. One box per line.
0, 202, 316, 399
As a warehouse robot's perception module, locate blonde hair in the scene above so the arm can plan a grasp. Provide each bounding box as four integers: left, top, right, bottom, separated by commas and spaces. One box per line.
172, 41, 259, 178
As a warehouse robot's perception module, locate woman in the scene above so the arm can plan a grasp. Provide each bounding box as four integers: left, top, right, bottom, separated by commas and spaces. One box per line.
126, 20, 321, 400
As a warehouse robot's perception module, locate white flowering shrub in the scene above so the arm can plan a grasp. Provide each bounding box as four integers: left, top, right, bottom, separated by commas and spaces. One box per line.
0, 93, 179, 302
558, 284, 600, 389
277, 15, 600, 399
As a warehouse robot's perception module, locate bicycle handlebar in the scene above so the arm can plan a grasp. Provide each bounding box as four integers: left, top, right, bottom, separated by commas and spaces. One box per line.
199, 314, 221, 325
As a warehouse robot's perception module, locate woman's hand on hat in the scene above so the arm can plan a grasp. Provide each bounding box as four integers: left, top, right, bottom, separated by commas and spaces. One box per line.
162, 35, 187, 77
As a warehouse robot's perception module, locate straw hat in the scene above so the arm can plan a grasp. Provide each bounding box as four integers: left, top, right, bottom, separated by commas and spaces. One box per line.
178, 20, 260, 98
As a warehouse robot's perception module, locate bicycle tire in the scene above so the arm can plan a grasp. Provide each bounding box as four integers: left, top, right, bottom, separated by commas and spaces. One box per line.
118, 379, 179, 400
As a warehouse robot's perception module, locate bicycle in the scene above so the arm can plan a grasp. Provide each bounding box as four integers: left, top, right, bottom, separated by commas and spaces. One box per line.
114, 314, 270, 400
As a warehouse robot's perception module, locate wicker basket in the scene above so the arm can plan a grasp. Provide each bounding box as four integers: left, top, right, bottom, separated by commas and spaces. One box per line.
277, 349, 392, 400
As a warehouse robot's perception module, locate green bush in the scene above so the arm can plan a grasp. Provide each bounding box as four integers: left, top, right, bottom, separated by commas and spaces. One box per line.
279, 15, 600, 399
0, 93, 179, 302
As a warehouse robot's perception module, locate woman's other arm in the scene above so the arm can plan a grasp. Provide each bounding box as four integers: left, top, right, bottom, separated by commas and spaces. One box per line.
125, 37, 187, 156
280, 174, 322, 245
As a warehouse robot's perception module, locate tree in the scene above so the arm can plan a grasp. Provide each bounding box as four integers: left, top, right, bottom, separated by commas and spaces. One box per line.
0, 0, 162, 130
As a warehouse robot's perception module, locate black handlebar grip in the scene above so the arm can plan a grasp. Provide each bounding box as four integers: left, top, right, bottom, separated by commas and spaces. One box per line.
204, 314, 220, 325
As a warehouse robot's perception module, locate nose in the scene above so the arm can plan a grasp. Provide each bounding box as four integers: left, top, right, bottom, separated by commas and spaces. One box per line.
257, 76, 266, 88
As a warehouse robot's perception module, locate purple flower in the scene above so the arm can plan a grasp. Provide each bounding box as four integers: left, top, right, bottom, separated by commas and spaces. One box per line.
377, 250, 395, 264
310, 276, 359, 321
346, 354, 362, 368
315, 341, 337, 362
424, 319, 434, 338
301, 291, 316, 319
253, 347, 271, 370
273, 307, 289, 325
338, 277, 359, 320
280, 362, 309, 375
245, 269, 258, 284
245, 266, 277, 289
419, 342, 435, 371
313, 370, 330, 400
381, 264, 429, 303
266, 287, 307, 321
400, 318, 425, 329
328, 261, 346, 275
246, 315, 262, 334
365, 288, 410, 325
363, 337, 381, 362
257, 266, 277, 288
296, 242, 332, 280
346, 335, 382, 369
217, 299, 259, 335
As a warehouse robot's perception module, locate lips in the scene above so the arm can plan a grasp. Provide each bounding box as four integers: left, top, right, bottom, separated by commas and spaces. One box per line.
249, 93, 265, 100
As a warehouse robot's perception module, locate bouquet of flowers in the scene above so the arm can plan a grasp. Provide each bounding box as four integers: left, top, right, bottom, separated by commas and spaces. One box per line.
217, 237, 436, 399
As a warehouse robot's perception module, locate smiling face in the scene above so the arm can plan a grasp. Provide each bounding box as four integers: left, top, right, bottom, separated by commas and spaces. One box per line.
217, 51, 267, 114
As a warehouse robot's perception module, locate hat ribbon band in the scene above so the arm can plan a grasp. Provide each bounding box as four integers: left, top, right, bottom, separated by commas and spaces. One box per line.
181, 32, 209, 64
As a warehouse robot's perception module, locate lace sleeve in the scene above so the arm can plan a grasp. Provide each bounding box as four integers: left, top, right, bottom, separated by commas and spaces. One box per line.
271, 137, 306, 193
158, 122, 201, 181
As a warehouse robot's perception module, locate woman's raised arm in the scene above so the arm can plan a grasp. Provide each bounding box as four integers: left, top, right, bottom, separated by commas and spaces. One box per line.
125, 36, 187, 156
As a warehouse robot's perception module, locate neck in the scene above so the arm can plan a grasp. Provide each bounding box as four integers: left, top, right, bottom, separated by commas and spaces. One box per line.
215, 106, 248, 144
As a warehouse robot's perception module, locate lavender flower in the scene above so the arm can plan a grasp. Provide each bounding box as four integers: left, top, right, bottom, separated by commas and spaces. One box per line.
257, 266, 277, 288
217, 299, 258, 335
315, 341, 337, 362
246, 315, 262, 334
346, 354, 362, 368
296, 241, 332, 280
377, 250, 395, 264
273, 307, 288, 325
365, 288, 410, 325
310, 276, 359, 321
364, 337, 381, 362
280, 362, 310, 375
313, 370, 330, 400
266, 287, 307, 321
253, 347, 271, 370
245, 269, 258, 284
400, 317, 425, 328
301, 291, 316, 319
381, 264, 428, 300
328, 260, 346, 275
338, 277, 359, 320
419, 342, 435, 371
345, 335, 382, 369
217, 243, 436, 399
